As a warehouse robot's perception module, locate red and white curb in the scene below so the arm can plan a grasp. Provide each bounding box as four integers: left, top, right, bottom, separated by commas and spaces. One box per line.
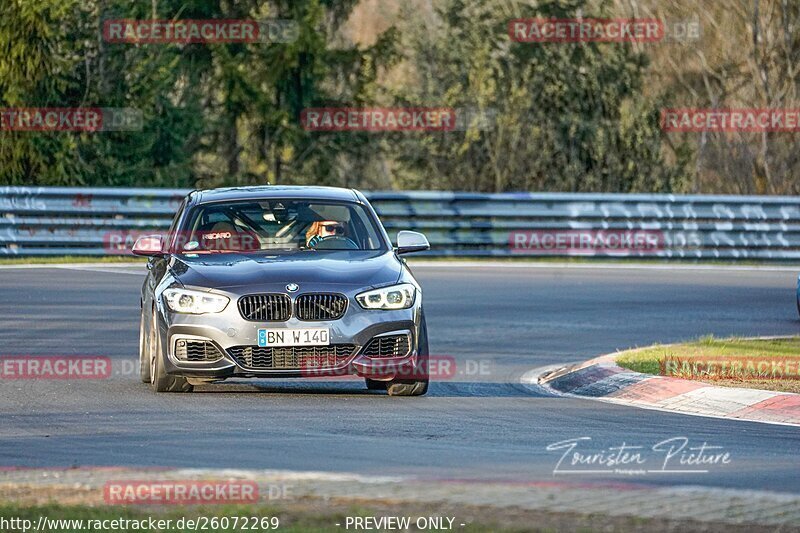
523, 354, 800, 427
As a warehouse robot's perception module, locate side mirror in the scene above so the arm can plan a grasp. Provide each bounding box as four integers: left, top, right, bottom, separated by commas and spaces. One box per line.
396, 231, 430, 255
132, 234, 165, 257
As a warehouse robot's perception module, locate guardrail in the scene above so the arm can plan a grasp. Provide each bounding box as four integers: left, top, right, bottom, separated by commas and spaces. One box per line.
1, 186, 800, 260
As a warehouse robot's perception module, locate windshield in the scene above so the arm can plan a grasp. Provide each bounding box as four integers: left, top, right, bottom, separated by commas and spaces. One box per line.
176, 199, 386, 253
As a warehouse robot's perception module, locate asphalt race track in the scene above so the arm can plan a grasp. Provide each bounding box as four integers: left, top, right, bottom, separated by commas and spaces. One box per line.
1, 263, 798, 493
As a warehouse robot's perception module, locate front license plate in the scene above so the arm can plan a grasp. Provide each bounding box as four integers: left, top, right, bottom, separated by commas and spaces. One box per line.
258, 328, 330, 347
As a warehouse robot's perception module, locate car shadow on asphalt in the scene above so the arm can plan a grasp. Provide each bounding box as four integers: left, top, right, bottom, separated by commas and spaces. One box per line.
191, 380, 541, 397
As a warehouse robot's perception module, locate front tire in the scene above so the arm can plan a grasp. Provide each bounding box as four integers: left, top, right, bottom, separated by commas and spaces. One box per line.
149, 308, 193, 393
386, 314, 429, 397
138, 311, 151, 383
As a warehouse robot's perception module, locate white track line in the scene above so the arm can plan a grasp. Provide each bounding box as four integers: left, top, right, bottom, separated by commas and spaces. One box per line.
0, 263, 143, 270
1, 261, 798, 273
53, 266, 144, 275
409, 261, 800, 272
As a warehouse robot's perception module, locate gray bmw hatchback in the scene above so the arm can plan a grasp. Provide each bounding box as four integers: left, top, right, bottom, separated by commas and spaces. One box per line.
133, 186, 431, 396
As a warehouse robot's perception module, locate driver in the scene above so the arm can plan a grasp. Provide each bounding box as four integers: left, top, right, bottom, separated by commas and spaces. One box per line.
306, 220, 346, 248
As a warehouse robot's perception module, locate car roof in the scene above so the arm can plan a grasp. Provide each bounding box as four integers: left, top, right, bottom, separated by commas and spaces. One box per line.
191, 185, 360, 205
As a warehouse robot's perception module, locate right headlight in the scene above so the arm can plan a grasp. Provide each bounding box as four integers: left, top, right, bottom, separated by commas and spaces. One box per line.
163, 288, 230, 314
356, 283, 416, 310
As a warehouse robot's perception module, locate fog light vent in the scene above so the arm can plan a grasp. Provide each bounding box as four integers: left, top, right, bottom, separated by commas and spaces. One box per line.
175, 340, 222, 361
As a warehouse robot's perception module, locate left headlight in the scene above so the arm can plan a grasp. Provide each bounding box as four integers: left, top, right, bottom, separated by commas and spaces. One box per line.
163, 288, 230, 314
356, 283, 416, 310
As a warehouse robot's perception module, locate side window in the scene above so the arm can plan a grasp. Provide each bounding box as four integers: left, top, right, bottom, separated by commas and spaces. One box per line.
166, 198, 188, 252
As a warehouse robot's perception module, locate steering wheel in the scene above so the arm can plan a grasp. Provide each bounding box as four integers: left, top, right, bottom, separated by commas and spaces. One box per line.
313, 235, 359, 250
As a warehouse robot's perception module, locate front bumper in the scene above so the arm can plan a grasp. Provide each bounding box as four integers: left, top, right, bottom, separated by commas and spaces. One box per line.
157, 288, 424, 380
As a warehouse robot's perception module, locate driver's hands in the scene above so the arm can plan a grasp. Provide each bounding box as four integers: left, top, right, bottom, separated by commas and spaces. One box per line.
307, 234, 322, 249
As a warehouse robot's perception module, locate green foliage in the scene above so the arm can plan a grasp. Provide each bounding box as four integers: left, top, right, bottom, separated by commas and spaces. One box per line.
0, 0, 386, 187
0, 0, 694, 192
393, 0, 692, 192
0, 0, 83, 182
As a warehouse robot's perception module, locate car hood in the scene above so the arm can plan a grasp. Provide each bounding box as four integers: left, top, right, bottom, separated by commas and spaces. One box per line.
169, 250, 403, 291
